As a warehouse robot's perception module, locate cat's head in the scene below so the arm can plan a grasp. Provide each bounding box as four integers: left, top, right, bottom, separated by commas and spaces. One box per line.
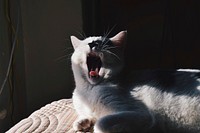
70, 31, 127, 85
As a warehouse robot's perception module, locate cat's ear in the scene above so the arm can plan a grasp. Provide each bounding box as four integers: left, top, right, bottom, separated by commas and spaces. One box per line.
110, 31, 127, 47
70, 36, 81, 49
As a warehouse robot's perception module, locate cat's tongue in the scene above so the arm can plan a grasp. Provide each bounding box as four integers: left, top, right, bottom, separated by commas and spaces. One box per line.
89, 70, 99, 77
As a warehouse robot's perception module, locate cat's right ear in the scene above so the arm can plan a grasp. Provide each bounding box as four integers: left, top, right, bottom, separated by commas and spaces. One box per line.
110, 31, 127, 47
70, 36, 81, 49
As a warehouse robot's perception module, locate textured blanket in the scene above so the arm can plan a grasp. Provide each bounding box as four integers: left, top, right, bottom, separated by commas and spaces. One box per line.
6, 99, 78, 133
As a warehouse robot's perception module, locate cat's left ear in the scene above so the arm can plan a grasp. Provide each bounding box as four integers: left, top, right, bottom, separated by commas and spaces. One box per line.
110, 31, 127, 47
70, 36, 81, 49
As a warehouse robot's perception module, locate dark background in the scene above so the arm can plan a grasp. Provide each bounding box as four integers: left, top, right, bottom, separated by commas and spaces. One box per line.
84, 0, 200, 69
0, 0, 200, 132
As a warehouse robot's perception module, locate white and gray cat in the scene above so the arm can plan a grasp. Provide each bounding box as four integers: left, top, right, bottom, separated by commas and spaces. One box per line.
70, 31, 200, 133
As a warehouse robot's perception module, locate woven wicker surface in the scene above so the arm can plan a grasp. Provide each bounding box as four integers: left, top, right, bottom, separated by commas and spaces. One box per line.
6, 99, 78, 133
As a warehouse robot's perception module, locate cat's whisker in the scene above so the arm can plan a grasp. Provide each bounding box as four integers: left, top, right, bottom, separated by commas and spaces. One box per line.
55, 53, 72, 62
102, 44, 110, 50
102, 27, 109, 39
104, 46, 118, 50
82, 32, 87, 39
63, 47, 73, 52
102, 43, 118, 50
101, 41, 110, 49
102, 50, 121, 61
65, 38, 71, 42
75, 30, 87, 39
101, 25, 117, 49
104, 25, 116, 39
100, 37, 106, 47
103, 28, 109, 38
102, 37, 112, 48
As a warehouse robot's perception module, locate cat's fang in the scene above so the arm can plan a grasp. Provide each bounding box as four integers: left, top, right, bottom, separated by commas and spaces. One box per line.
95, 68, 99, 73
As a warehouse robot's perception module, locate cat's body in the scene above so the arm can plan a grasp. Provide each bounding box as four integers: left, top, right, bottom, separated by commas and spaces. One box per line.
70, 31, 200, 133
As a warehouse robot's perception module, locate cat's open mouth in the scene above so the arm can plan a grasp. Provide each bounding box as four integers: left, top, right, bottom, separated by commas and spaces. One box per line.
87, 52, 102, 78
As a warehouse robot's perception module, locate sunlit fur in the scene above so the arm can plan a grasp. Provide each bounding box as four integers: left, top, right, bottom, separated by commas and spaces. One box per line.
71, 31, 200, 133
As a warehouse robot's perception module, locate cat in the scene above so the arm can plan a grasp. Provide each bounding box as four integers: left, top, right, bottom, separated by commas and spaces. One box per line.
70, 31, 200, 133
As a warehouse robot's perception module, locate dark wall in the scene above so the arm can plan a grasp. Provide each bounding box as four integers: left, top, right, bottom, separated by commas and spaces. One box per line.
0, 0, 13, 131
83, 0, 200, 69
20, 0, 83, 114
1, 0, 83, 132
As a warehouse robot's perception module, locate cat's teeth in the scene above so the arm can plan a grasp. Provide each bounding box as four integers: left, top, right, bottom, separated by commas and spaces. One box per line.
95, 68, 99, 73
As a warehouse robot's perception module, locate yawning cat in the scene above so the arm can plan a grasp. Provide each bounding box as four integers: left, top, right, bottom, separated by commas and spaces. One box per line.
70, 31, 200, 133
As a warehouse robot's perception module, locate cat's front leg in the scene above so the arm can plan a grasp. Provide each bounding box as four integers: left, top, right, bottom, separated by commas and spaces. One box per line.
93, 111, 155, 133
73, 116, 96, 132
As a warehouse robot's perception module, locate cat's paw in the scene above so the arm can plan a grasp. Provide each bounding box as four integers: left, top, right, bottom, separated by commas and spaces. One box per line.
73, 118, 94, 132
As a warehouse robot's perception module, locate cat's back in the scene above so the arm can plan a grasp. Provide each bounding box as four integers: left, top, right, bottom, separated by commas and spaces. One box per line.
129, 69, 200, 132
127, 69, 200, 92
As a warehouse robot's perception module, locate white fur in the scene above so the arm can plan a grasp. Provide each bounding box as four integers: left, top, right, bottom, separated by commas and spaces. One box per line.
70, 31, 200, 133
177, 69, 200, 72
131, 85, 200, 131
